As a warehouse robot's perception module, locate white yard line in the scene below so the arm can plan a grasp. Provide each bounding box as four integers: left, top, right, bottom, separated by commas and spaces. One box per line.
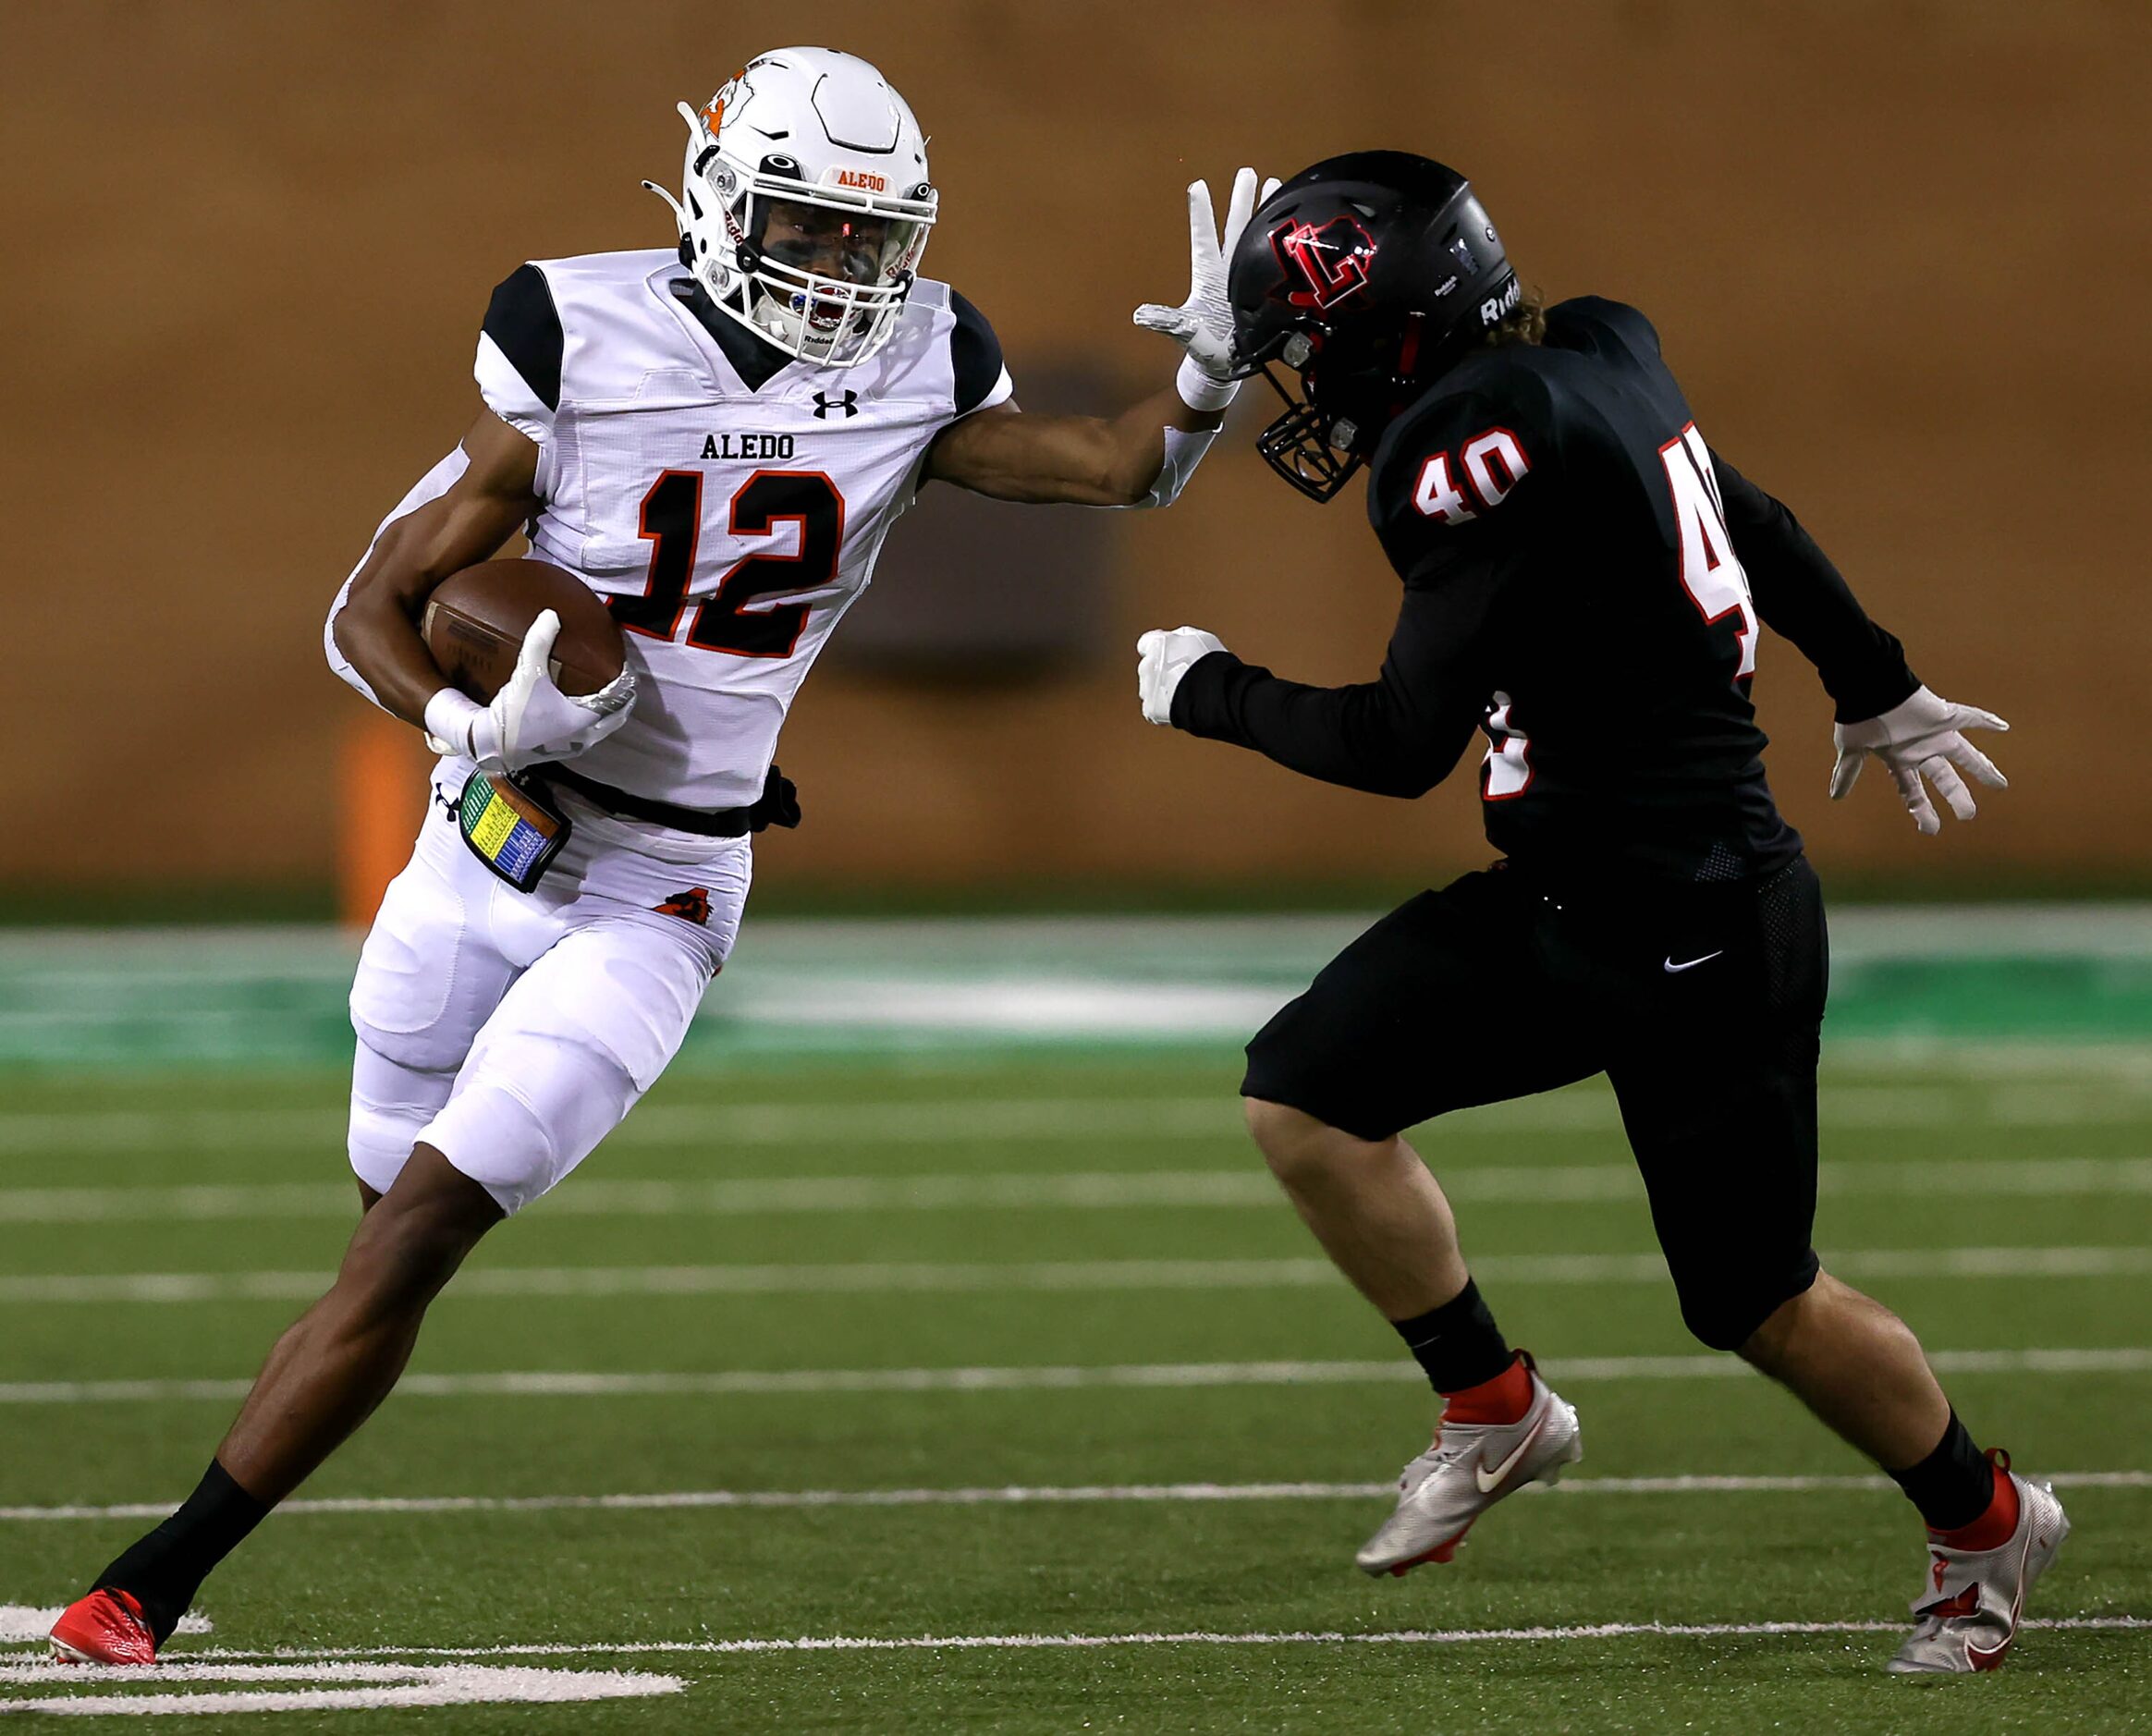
0, 1171, 1284, 1225
5, 1155, 2148, 1225
1828, 1040, 2152, 1078
0, 1659, 681, 1715
2, 1346, 2146, 1407
352, 1614, 2152, 1655
0, 1611, 210, 1643
4, 1471, 2146, 1524
0, 1099, 1229, 1155
5, 1244, 2146, 1306
26, 1617, 2140, 1664
8, 1080, 2152, 1156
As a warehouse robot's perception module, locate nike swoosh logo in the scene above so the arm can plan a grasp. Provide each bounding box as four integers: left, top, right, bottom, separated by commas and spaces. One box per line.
1965, 1510, 2041, 1667
1474, 1417, 1546, 1494
1966, 1614, 2012, 1668
1664, 951, 1724, 973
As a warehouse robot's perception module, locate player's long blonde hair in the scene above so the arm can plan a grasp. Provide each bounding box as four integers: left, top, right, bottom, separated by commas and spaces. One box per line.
1486, 289, 1548, 348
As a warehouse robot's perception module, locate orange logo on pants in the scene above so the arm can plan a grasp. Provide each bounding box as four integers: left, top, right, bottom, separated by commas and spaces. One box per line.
655, 887, 712, 926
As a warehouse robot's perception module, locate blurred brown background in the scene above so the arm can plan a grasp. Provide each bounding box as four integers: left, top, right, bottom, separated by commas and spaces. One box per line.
5, 0, 2146, 907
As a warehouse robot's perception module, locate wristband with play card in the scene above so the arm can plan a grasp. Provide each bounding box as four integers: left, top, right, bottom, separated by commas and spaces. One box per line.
456, 772, 570, 892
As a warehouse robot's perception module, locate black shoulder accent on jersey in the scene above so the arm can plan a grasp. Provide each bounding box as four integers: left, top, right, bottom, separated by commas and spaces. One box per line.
948, 289, 1005, 417
667, 277, 791, 392
483, 263, 565, 411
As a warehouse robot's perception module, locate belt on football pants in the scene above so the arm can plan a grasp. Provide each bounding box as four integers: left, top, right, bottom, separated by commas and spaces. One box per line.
531, 764, 801, 837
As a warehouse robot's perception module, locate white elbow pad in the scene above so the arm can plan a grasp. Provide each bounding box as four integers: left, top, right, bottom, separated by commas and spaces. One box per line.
325, 446, 473, 709
1131, 424, 1220, 510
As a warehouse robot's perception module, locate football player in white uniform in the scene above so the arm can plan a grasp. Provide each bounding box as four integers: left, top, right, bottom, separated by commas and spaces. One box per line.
50, 46, 1273, 1665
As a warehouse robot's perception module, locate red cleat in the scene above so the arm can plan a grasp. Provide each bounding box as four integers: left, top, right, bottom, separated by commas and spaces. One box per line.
49, 1588, 158, 1666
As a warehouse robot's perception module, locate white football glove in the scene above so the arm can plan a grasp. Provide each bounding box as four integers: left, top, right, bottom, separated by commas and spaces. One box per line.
1828, 685, 2009, 836
1133, 166, 1279, 407
1137, 626, 1228, 726
424, 609, 636, 775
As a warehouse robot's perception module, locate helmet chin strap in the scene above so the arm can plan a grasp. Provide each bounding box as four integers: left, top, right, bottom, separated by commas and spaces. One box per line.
1395, 312, 1425, 380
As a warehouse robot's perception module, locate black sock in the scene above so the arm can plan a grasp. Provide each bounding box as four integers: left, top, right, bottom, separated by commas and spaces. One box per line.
1391, 1278, 1513, 1395
1885, 1412, 1994, 1532
92, 1460, 271, 1644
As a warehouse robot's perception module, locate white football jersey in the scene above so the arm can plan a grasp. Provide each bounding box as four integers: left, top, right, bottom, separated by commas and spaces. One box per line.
471, 247, 1011, 811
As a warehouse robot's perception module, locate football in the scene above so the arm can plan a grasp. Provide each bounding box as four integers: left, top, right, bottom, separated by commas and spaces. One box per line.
421, 558, 626, 702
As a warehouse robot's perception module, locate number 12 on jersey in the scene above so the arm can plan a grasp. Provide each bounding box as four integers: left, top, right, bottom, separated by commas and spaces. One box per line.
612, 469, 847, 660
1659, 423, 1756, 679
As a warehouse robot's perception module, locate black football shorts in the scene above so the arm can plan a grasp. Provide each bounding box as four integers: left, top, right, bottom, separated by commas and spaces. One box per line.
1242, 855, 1828, 1349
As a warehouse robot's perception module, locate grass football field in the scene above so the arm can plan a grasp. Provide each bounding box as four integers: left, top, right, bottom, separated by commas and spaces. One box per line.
2, 1025, 2149, 1725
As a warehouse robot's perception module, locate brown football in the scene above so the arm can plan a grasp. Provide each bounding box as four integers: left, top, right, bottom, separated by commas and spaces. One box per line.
421, 558, 626, 702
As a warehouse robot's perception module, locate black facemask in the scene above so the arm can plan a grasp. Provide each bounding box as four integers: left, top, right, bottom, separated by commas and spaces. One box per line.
1241, 322, 1424, 504
1253, 362, 1366, 503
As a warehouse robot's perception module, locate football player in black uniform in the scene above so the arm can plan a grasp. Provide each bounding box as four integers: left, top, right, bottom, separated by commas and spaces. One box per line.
1136, 153, 2052, 1676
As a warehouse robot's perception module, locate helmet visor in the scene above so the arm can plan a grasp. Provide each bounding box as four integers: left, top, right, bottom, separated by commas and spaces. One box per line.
756, 199, 916, 289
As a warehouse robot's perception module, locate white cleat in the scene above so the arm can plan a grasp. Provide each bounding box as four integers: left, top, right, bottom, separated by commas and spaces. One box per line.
1355, 1356, 1583, 1577
1888, 1456, 2069, 1676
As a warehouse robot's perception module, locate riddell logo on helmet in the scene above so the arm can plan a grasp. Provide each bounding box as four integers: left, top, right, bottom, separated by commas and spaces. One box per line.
1269, 216, 1378, 312
1480, 277, 1522, 324
827, 168, 888, 193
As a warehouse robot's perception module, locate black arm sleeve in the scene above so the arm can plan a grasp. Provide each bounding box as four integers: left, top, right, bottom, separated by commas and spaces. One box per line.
1712, 451, 1917, 722
1169, 565, 1503, 799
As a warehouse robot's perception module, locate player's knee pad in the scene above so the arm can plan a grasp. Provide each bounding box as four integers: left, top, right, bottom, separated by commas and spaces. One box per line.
500, 923, 714, 1094
350, 1007, 475, 1079
348, 1036, 458, 1198
420, 1033, 641, 1217
347, 836, 506, 1077
1669, 1250, 1821, 1353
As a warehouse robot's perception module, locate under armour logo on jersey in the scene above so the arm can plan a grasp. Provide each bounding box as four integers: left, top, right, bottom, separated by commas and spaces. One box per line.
811, 390, 860, 420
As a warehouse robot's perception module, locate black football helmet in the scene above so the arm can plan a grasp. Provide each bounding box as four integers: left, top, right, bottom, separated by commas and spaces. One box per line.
1227, 151, 1519, 501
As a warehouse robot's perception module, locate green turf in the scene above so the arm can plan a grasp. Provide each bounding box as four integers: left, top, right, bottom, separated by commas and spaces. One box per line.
2, 1053, 2147, 1729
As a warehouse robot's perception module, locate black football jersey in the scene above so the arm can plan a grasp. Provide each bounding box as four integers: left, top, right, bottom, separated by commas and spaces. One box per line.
1174, 298, 1918, 885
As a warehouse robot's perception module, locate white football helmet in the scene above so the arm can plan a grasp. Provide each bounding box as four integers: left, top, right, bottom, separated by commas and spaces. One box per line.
646, 47, 936, 369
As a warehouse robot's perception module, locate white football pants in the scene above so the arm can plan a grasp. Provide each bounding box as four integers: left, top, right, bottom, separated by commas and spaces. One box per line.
347, 767, 751, 1214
